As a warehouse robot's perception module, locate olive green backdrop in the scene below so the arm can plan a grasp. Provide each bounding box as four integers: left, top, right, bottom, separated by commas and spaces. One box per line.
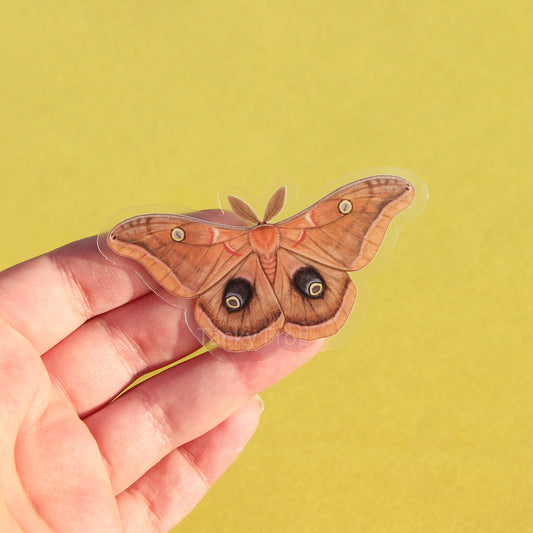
1, 2, 531, 532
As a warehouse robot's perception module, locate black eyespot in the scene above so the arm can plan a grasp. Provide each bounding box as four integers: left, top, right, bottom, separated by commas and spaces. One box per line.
223, 278, 253, 312
293, 267, 326, 299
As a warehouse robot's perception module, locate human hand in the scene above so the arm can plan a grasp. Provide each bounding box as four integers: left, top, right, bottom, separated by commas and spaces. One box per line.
0, 236, 323, 532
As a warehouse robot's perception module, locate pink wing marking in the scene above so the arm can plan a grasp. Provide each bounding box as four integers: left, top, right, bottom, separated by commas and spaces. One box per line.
208, 226, 219, 245
224, 241, 241, 255
291, 229, 307, 247
305, 210, 318, 227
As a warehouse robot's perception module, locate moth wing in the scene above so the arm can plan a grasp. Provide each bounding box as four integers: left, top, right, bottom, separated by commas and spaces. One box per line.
195, 253, 284, 351
273, 248, 357, 341
108, 214, 252, 297
277, 176, 415, 271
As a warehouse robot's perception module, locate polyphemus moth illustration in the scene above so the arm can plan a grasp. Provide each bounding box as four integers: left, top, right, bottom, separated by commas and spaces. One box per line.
107, 176, 415, 351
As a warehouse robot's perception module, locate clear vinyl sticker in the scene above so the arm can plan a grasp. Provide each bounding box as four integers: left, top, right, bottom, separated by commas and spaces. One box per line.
98, 168, 428, 356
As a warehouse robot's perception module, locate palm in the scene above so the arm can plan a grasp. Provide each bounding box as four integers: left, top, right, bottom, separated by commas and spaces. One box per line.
7, 351, 119, 530
0, 236, 323, 532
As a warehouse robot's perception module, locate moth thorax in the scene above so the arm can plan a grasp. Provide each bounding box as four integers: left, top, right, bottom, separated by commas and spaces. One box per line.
249, 224, 280, 255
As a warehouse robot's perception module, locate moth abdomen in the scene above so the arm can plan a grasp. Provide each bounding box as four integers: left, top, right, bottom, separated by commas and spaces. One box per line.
259, 254, 277, 284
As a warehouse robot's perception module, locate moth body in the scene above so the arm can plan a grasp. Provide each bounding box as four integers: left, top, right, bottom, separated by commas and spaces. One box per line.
249, 224, 280, 284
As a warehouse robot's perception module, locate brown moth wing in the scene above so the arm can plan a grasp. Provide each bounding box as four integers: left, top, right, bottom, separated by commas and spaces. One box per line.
277, 176, 415, 271
108, 214, 252, 297
195, 254, 284, 351
273, 249, 357, 341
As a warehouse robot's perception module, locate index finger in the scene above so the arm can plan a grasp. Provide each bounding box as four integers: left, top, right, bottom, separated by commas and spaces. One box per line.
0, 236, 150, 355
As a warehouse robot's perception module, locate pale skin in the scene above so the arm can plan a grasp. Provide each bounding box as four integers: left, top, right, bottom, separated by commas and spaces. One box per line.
0, 233, 324, 532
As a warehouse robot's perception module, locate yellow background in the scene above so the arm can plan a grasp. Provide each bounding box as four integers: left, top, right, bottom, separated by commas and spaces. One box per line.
1, 2, 531, 532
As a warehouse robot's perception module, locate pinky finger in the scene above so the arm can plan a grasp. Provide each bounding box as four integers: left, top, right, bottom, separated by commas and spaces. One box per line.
116, 396, 263, 532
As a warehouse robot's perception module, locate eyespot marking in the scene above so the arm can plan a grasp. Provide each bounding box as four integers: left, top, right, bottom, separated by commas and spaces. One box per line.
223, 278, 253, 312
338, 199, 353, 214
225, 295, 242, 310
308, 281, 324, 297
171, 227, 186, 242
293, 267, 326, 299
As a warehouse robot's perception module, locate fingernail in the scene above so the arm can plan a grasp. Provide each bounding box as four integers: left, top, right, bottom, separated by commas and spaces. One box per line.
254, 394, 265, 413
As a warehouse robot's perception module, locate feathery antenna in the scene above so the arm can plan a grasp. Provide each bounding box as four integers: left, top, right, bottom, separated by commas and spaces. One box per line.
227, 195, 261, 224
228, 186, 287, 224
262, 186, 287, 223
